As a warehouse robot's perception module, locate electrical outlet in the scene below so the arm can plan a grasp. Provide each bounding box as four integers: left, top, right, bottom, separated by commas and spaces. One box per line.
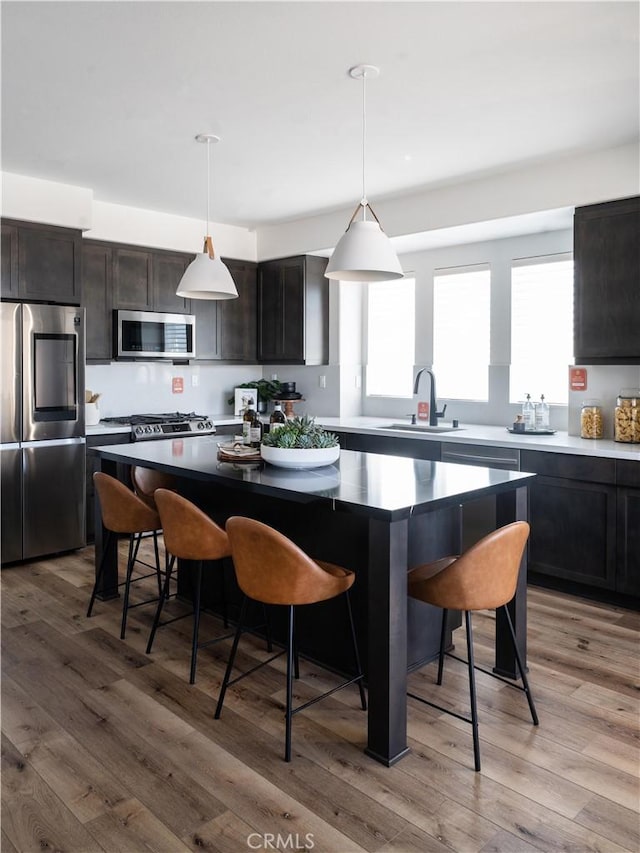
191, 375, 199, 387
319, 375, 326, 389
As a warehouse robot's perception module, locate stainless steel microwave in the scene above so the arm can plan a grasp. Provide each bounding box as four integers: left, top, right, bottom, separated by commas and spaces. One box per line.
115, 310, 196, 359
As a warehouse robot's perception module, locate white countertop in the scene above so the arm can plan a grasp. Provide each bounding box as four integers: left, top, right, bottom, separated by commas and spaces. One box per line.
86, 415, 640, 462
315, 417, 640, 462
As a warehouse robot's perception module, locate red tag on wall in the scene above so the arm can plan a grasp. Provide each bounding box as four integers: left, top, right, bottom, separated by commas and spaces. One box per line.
172, 376, 184, 394
417, 401, 430, 421
569, 367, 587, 391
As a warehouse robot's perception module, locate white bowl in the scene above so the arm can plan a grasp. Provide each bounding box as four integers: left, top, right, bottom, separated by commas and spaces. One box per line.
260, 443, 340, 469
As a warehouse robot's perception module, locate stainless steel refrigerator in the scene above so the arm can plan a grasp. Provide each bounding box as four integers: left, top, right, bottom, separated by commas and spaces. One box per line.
1, 302, 86, 563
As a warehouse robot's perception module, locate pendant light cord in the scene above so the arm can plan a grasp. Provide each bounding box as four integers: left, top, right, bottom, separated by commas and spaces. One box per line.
361, 69, 367, 219
206, 137, 211, 236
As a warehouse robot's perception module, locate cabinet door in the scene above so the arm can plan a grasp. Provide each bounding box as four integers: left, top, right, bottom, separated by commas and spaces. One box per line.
528, 475, 617, 590
194, 300, 220, 360
114, 248, 153, 310
258, 257, 304, 363
152, 252, 191, 313
82, 242, 113, 360
18, 223, 81, 303
574, 196, 640, 362
219, 260, 257, 361
1, 224, 18, 298
616, 488, 640, 597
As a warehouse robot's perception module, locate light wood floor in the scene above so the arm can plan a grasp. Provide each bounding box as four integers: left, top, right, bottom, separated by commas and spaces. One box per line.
2, 542, 639, 853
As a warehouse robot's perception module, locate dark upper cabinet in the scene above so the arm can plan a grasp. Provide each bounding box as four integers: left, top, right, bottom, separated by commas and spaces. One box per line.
113, 246, 191, 313
574, 196, 640, 363
257, 255, 328, 364
82, 241, 113, 361
152, 252, 191, 313
193, 258, 257, 362
1, 219, 81, 304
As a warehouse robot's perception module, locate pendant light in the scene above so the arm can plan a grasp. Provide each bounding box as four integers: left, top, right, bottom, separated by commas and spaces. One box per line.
176, 134, 238, 300
325, 65, 403, 283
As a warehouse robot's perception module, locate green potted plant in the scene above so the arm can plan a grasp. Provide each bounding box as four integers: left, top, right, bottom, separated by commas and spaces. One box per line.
228, 379, 282, 413
261, 416, 340, 469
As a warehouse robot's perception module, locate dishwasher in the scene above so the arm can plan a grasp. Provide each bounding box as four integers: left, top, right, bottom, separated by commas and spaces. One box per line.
441, 442, 521, 550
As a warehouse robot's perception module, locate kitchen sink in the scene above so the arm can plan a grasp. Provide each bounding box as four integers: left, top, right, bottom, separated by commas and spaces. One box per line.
376, 423, 466, 433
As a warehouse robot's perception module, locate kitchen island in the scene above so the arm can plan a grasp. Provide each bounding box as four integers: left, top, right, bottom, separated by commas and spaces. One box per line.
90, 436, 535, 766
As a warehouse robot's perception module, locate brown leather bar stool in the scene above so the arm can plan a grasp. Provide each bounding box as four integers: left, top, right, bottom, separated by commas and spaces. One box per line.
131, 466, 177, 510
407, 521, 538, 772
146, 489, 240, 685
216, 516, 367, 763
87, 472, 164, 639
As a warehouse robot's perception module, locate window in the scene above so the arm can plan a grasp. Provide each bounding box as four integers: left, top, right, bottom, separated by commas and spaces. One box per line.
509, 256, 573, 405
366, 277, 415, 397
433, 265, 490, 400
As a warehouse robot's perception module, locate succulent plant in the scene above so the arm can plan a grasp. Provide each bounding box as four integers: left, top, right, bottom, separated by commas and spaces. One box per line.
261, 415, 339, 449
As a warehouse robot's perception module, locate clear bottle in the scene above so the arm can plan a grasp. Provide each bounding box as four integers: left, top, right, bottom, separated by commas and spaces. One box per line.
580, 399, 604, 439
269, 401, 286, 433
522, 394, 535, 431
535, 394, 550, 430
242, 401, 256, 445
614, 389, 640, 443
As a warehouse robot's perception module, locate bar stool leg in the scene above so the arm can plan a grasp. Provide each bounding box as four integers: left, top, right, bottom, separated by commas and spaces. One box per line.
215, 596, 248, 719
465, 611, 481, 771
437, 608, 448, 686
146, 554, 176, 654
220, 559, 229, 628
285, 605, 295, 762
120, 533, 140, 639
345, 591, 367, 710
152, 531, 162, 596
503, 605, 539, 726
87, 529, 113, 617
189, 560, 203, 685
263, 604, 273, 653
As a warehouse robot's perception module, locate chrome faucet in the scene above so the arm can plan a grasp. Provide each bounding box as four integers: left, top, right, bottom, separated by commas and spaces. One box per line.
413, 368, 447, 426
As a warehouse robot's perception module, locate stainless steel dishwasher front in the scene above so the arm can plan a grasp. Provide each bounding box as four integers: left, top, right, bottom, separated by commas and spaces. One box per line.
441, 442, 521, 548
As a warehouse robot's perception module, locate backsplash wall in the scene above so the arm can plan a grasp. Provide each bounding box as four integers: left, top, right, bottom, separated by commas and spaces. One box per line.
567, 364, 640, 438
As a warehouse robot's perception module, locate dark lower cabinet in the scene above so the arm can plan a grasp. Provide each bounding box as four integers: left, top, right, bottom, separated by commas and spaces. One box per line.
522, 450, 639, 601
1, 219, 81, 304
341, 431, 441, 460
528, 475, 617, 590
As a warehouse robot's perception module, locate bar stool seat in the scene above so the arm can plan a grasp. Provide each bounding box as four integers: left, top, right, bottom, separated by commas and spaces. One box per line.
146, 489, 245, 685
131, 466, 177, 511
216, 516, 367, 763
407, 521, 538, 772
87, 472, 164, 639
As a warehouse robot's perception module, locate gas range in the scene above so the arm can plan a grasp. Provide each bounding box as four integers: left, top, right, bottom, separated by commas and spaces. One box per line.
101, 412, 216, 441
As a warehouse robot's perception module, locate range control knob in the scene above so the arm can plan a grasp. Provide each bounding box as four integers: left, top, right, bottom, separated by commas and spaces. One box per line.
204, 420, 212, 430
197, 421, 204, 429
134, 425, 144, 436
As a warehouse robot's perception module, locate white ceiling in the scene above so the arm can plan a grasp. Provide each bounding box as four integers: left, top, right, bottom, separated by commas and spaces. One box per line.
2, 1, 639, 234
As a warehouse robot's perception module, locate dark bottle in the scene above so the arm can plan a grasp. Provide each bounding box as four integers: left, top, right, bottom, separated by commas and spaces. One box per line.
249, 410, 263, 448
242, 401, 256, 444
269, 401, 286, 433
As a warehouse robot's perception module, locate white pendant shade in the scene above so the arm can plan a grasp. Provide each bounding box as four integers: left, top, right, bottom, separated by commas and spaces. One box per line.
325, 220, 403, 282
176, 252, 239, 300
326, 65, 402, 283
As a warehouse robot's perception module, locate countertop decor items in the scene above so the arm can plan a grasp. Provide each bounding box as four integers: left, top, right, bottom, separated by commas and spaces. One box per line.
175, 134, 238, 300
261, 415, 340, 468
325, 65, 403, 283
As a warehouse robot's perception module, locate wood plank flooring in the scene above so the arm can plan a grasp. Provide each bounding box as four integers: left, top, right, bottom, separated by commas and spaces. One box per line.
2, 543, 639, 852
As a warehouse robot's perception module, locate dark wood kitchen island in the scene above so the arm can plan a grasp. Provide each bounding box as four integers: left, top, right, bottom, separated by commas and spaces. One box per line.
90, 436, 535, 766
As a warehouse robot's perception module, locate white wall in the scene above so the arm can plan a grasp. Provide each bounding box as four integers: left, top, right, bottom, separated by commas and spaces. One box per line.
256, 143, 639, 259
1, 173, 93, 230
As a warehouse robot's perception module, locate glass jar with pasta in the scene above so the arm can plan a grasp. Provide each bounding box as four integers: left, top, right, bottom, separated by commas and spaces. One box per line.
580, 400, 604, 439
614, 389, 640, 443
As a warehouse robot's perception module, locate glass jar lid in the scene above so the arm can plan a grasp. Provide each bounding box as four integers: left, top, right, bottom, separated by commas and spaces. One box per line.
582, 399, 602, 407
618, 388, 640, 399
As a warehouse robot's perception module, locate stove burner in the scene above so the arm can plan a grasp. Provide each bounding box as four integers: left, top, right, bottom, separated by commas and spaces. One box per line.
101, 412, 216, 441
